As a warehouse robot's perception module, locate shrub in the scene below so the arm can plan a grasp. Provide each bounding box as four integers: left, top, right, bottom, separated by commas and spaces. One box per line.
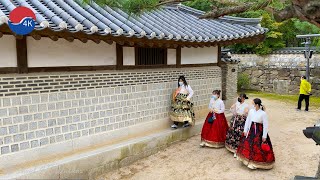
238, 73, 250, 91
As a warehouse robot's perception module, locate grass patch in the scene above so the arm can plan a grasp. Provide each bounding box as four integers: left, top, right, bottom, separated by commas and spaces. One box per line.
245, 90, 320, 109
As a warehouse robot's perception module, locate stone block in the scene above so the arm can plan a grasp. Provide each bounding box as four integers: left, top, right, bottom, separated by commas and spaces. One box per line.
46, 128, 54, 136
56, 135, 64, 142
2, 98, 11, 107
64, 133, 73, 140
8, 125, 18, 134
49, 136, 56, 144
40, 137, 49, 146
13, 116, 23, 123
21, 96, 31, 105
26, 132, 35, 140
36, 130, 45, 138
3, 117, 12, 125
33, 113, 42, 121
8, 107, 18, 116
19, 123, 28, 132
38, 120, 47, 129
29, 122, 37, 130
0, 108, 8, 117
1, 146, 10, 154
31, 95, 41, 104
48, 103, 56, 110
4, 136, 12, 144
19, 106, 29, 114
29, 105, 38, 113
40, 94, 49, 103
11, 144, 19, 152
62, 125, 69, 133
31, 140, 39, 148
13, 134, 25, 142
20, 141, 30, 150
12, 97, 22, 106
48, 119, 57, 127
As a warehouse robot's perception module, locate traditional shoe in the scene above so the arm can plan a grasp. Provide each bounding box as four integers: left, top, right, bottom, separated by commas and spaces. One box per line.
171, 124, 178, 129
200, 142, 205, 147
182, 123, 190, 128
248, 164, 257, 170
233, 153, 237, 158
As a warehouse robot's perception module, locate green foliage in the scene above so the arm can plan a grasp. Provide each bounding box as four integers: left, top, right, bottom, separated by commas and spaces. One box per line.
247, 90, 320, 107
238, 73, 250, 91
230, 11, 285, 55
183, 0, 213, 12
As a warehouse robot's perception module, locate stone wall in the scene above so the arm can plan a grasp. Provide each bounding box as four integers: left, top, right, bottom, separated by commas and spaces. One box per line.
221, 63, 238, 108
0, 67, 222, 168
234, 53, 320, 96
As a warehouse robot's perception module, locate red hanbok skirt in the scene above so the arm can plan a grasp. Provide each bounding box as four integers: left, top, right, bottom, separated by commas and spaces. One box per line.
236, 122, 275, 169
201, 113, 229, 148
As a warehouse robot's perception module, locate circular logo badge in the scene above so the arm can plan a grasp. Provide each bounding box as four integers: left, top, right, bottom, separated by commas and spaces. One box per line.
8, 6, 36, 35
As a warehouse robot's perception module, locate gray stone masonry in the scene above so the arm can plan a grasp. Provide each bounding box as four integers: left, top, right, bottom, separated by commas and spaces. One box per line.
0, 67, 222, 155
236, 53, 320, 96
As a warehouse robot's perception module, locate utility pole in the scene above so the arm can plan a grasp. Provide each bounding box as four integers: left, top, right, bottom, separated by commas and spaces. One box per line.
296, 34, 320, 81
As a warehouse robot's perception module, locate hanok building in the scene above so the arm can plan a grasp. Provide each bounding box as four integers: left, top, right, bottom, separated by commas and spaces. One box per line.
0, 1, 266, 178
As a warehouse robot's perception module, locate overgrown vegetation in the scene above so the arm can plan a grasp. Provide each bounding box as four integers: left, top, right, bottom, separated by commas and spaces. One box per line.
185, 0, 320, 55
237, 73, 250, 91
247, 90, 320, 109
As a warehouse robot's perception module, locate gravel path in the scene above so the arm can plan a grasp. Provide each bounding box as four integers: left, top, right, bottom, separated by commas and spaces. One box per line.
99, 97, 320, 180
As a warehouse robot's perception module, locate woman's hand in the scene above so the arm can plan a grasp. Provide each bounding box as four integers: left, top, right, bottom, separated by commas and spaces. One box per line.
243, 132, 247, 137
213, 109, 218, 113
262, 138, 266, 142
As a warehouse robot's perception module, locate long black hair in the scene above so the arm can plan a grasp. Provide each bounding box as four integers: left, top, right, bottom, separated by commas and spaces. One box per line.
253, 98, 265, 111
239, 93, 248, 100
178, 76, 188, 87
213, 90, 221, 98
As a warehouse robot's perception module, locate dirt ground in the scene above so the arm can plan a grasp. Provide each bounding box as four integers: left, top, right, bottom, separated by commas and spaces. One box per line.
98, 97, 320, 180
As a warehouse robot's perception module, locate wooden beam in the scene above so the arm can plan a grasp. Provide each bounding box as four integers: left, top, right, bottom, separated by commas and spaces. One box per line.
128, 41, 135, 46
16, 36, 28, 74
116, 44, 123, 70
65, 37, 74, 42
92, 39, 101, 44
49, 36, 59, 41
217, 46, 222, 67
31, 34, 41, 40
103, 40, 113, 45
176, 46, 181, 68
79, 38, 88, 43
28, 66, 116, 73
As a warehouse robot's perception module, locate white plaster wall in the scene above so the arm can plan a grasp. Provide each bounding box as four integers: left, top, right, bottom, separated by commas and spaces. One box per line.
167, 49, 176, 65
27, 37, 116, 67
123, 47, 135, 65
0, 35, 17, 67
181, 47, 218, 64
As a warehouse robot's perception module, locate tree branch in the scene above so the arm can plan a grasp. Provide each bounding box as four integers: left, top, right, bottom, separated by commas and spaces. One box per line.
199, 0, 271, 19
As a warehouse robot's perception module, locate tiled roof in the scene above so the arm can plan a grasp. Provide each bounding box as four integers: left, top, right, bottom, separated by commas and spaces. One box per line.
221, 49, 240, 64
0, 0, 267, 43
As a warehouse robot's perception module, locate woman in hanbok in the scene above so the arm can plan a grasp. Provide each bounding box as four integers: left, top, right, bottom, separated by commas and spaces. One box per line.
225, 94, 249, 156
236, 98, 275, 170
200, 90, 229, 148
169, 76, 195, 129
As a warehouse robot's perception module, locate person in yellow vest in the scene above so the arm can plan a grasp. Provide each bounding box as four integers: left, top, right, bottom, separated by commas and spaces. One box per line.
297, 76, 312, 112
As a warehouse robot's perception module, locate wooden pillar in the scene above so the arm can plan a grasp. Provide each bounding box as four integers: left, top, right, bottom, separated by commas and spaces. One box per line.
176, 47, 181, 68
217, 46, 222, 67
16, 36, 28, 73
116, 43, 123, 70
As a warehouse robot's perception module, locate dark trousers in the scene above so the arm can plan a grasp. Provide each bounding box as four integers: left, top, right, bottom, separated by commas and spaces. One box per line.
297, 94, 310, 111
